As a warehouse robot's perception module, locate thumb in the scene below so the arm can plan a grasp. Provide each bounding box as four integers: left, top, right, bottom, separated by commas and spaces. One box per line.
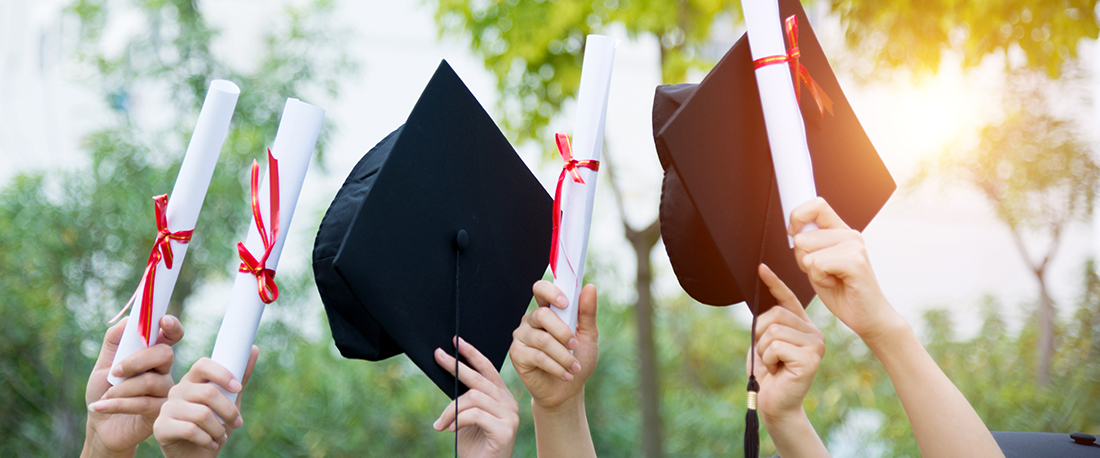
576, 284, 598, 341
95, 317, 128, 368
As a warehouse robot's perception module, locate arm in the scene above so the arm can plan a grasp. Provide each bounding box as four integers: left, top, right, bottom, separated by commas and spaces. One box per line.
752, 264, 830, 458
82, 316, 184, 458
788, 197, 1004, 458
510, 281, 599, 458
432, 338, 520, 458
153, 347, 258, 457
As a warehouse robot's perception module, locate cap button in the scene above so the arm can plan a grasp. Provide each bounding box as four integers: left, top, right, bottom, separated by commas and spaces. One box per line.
1071, 432, 1096, 445
455, 229, 469, 251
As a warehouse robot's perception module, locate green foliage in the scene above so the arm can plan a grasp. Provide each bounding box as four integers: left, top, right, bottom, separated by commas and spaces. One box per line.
832, 0, 1100, 77
0, 0, 354, 455
432, 0, 741, 146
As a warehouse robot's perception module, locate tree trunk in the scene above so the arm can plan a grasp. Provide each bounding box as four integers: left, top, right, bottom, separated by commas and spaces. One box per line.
1036, 268, 1054, 386
627, 221, 663, 458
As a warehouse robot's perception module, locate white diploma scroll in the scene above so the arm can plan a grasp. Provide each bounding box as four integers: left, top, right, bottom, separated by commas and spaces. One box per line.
551, 35, 617, 332
209, 98, 324, 404
741, 0, 819, 238
108, 80, 240, 385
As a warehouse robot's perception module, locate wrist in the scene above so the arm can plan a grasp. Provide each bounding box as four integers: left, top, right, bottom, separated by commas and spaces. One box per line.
532, 389, 585, 418
760, 405, 808, 432
861, 311, 914, 356
82, 426, 137, 458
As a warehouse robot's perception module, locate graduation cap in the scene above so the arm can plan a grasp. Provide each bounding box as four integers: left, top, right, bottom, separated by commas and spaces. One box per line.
993, 431, 1100, 458
653, 0, 895, 314
313, 60, 552, 399
652, 0, 894, 455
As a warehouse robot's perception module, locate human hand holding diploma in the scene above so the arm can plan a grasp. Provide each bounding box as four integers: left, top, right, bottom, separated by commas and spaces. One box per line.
550, 34, 616, 332
207, 98, 324, 410
741, 0, 833, 239
108, 79, 239, 386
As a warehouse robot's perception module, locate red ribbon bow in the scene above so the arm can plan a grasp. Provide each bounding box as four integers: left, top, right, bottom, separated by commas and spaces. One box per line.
751, 15, 834, 123
110, 194, 194, 346
238, 149, 281, 304
549, 133, 599, 279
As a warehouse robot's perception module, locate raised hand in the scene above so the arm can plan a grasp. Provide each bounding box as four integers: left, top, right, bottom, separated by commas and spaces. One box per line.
432, 337, 519, 458
154, 346, 258, 458
83, 315, 184, 458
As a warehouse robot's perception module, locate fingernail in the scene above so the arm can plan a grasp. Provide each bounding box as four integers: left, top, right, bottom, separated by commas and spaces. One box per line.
229, 379, 243, 393
562, 371, 574, 381
111, 364, 123, 377
567, 338, 579, 350
433, 418, 442, 431
208, 441, 219, 450
233, 417, 243, 428
556, 295, 568, 308
571, 362, 582, 373
219, 435, 228, 445
448, 422, 456, 432
88, 401, 105, 412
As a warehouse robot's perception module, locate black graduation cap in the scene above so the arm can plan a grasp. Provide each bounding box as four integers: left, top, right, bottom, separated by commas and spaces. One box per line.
993, 431, 1100, 458
313, 60, 552, 399
653, 0, 896, 315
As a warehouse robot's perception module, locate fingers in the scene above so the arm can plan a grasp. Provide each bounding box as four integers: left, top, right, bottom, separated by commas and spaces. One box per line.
434, 347, 497, 394
758, 264, 807, 320
759, 340, 821, 377
788, 197, 849, 235
241, 346, 260, 387
513, 309, 581, 380
155, 315, 185, 347
533, 280, 569, 309
433, 387, 514, 432
87, 395, 165, 417
112, 342, 175, 378
800, 242, 870, 289
100, 371, 174, 402
453, 337, 507, 391
95, 317, 128, 367
182, 358, 243, 395
156, 402, 228, 451
575, 284, 599, 339
174, 379, 243, 430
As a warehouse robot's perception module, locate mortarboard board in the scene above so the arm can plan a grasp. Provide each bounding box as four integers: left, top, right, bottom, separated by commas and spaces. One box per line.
313, 61, 552, 399
653, 0, 896, 315
992, 431, 1100, 458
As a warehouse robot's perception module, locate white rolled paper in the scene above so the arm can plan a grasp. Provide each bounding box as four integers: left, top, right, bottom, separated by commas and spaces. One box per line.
741, 0, 819, 238
209, 98, 324, 404
551, 35, 617, 332
109, 79, 240, 385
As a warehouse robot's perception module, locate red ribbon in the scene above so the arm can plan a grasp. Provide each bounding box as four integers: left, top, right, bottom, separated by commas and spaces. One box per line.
752, 15, 834, 122
549, 133, 599, 279
238, 149, 280, 304
110, 194, 194, 346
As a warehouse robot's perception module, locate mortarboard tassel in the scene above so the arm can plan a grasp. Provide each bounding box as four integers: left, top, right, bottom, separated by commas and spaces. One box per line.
454, 229, 469, 458
745, 311, 761, 458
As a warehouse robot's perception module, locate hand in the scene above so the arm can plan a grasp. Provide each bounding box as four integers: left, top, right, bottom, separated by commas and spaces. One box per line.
509, 281, 598, 410
789, 197, 903, 343
153, 347, 259, 458
432, 337, 519, 458
749, 264, 825, 424
83, 315, 184, 458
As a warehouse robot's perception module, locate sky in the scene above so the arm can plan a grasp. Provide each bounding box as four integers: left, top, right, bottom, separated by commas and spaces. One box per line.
2, 0, 1099, 346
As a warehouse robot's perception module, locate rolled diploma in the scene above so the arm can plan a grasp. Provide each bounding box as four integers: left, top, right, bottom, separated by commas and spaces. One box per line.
741, 0, 818, 240
552, 34, 616, 332
108, 79, 240, 385
209, 98, 324, 404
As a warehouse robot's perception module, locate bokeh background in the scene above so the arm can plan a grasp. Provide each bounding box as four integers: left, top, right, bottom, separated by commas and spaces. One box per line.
2, 0, 1099, 456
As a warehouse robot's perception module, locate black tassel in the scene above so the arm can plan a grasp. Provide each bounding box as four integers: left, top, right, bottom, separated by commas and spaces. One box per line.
744, 375, 760, 458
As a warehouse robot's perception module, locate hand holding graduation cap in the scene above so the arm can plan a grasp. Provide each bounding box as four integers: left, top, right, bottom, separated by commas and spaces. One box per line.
83, 316, 183, 458
789, 197, 902, 345
432, 337, 519, 458
154, 347, 258, 457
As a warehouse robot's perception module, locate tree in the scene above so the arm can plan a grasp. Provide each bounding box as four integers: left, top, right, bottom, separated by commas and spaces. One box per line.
911, 69, 1099, 385
0, 0, 354, 454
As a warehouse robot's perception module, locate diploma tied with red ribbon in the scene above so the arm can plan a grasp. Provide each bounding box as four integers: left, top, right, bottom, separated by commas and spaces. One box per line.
741, 0, 833, 240
108, 80, 240, 386
210, 98, 324, 406
549, 34, 616, 332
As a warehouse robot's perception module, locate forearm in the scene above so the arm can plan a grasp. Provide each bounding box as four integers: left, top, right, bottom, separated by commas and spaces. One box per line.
865, 319, 1003, 458
762, 407, 830, 458
532, 392, 596, 458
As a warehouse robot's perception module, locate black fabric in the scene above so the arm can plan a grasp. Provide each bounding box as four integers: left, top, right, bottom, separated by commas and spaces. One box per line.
992, 431, 1100, 458
317, 60, 552, 399
652, 0, 896, 314
313, 126, 404, 362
